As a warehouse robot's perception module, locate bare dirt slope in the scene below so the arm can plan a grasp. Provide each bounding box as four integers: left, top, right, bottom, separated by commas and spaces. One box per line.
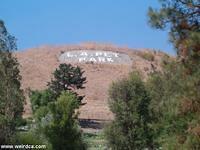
15, 43, 167, 120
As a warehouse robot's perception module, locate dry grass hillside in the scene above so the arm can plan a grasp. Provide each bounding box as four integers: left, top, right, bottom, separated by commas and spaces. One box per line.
15, 43, 168, 120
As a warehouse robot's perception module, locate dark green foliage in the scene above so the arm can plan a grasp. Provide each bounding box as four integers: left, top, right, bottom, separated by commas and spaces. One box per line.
148, 1, 200, 148
147, 58, 200, 149
34, 106, 49, 122
29, 89, 54, 113
42, 92, 86, 150
105, 72, 156, 150
148, 0, 200, 60
48, 63, 86, 103
0, 20, 24, 144
30, 92, 86, 150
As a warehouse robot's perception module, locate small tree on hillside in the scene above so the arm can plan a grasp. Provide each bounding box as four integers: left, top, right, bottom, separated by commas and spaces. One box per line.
105, 72, 156, 150
48, 63, 86, 104
0, 20, 24, 144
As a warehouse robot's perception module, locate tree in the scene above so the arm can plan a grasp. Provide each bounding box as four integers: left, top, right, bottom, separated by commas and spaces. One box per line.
0, 20, 24, 144
29, 89, 54, 113
29, 64, 87, 149
105, 72, 156, 150
48, 63, 86, 104
148, 0, 200, 61
0, 20, 17, 52
42, 92, 86, 150
146, 56, 200, 149
148, 1, 200, 148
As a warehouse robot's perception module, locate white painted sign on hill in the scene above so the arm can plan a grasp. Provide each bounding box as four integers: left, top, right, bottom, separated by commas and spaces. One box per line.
59, 50, 132, 64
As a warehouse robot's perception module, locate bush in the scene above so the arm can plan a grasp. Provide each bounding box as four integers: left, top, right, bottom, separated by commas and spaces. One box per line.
34, 106, 49, 122
29, 89, 54, 113
105, 72, 157, 149
42, 91, 86, 150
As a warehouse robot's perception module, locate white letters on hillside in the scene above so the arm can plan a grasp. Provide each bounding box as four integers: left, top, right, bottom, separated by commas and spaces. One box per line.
59, 50, 132, 64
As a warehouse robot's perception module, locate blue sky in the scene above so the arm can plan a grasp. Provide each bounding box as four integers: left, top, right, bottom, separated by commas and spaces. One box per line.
0, 0, 174, 55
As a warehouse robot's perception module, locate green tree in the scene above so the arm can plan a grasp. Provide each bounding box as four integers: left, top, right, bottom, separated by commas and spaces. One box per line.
48, 63, 86, 104
147, 57, 200, 149
29, 89, 54, 113
105, 72, 156, 150
0, 20, 24, 144
42, 92, 86, 150
29, 64, 87, 149
148, 1, 200, 149
148, 0, 200, 60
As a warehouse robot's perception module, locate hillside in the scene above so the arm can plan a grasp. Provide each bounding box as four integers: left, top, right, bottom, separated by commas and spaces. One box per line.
15, 43, 168, 120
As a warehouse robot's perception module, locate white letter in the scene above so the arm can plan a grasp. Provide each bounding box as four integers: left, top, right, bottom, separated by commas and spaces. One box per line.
113, 53, 119, 57
107, 57, 114, 62
104, 52, 113, 57
80, 52, 88, 56
66, 52, 73, 57
98, 57, 106, 62
79, 57, 86, 62
95, 52, 103, 56
89, 57, 97, 62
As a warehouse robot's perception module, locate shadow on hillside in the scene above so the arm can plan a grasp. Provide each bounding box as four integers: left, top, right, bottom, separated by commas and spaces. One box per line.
79, 119, 108, 130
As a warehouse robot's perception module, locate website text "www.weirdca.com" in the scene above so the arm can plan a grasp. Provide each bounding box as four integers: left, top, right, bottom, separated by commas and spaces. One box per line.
1, 144, 46, 149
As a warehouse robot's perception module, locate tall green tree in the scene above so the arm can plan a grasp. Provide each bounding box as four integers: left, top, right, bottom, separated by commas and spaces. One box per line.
148, 2, 200, 148
105, 72, 156, 150
0, 20, 24, 144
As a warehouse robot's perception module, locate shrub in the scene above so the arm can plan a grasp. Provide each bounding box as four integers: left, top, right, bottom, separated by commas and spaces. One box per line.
105, 72, 156, 149
42, 91, 86, 150
29, 89, 54, 113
